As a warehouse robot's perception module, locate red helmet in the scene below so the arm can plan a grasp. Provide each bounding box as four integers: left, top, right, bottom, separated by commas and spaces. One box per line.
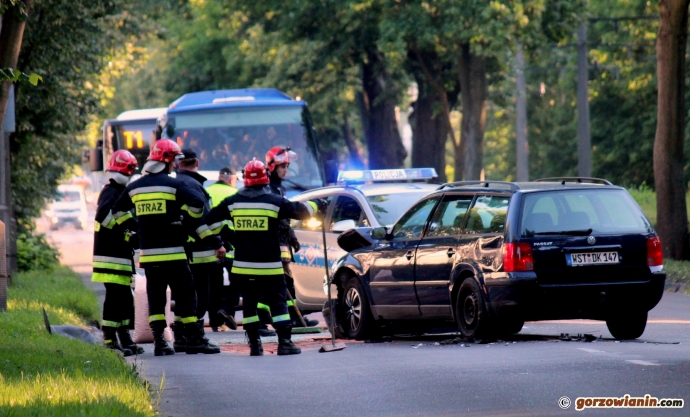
243, 158, 270, 186
147, 139, 182, 163
265, 146, 297, 172
107, 150, 138, 176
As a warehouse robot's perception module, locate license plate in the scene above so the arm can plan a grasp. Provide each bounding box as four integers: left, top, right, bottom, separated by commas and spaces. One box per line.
566, 252, 619, 266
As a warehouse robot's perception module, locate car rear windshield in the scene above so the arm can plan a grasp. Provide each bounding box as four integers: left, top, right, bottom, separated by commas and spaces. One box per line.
367, 192, 433, 226
520, 189, 652, 236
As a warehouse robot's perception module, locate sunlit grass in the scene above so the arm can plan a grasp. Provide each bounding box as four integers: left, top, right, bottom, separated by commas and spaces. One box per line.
0, 266, 155, 416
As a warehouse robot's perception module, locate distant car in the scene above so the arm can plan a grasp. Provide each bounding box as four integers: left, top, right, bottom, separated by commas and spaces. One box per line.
289, 168, 439, 313
45, 184, 89, 230
329, 178, 666, 341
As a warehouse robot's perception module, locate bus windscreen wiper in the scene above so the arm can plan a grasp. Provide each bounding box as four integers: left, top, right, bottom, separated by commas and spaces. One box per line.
283, 179, 309, 191
534, 228, 593, 236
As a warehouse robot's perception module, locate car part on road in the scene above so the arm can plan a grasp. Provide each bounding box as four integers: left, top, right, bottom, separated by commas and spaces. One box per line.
319, 217, 346, 353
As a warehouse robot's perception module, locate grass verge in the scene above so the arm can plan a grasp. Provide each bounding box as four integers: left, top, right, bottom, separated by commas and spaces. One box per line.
664, 259, 690, 293
0, 266, 155, 416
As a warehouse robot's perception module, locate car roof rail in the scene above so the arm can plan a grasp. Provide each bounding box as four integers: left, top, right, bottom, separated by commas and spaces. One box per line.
436, 181, 520, 191
534, 177, 613, 186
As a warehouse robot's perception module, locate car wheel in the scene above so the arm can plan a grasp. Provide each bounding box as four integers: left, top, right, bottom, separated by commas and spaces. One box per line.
455, 278, 492, 339
342, 277, 377, 340
606, 309, 647, 340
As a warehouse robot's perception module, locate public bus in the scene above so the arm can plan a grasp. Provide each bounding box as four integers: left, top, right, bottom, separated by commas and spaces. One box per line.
87, 107, 165, 175
89, 89, 325, 194
157, 88, 324, 194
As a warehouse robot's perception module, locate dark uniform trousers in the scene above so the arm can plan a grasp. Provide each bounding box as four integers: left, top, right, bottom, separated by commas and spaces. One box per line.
190, 263, 211, 319
239, 274, 291, 330
208, 260, 239, 327
102, 282, 134, 328
145, 261, 198, 325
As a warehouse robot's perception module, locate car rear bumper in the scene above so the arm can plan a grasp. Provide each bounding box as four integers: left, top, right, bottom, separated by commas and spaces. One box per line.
484, 271, 666, 321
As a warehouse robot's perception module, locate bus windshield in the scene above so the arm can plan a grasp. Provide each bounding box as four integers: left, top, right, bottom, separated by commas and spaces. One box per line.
164, 106, 322, 191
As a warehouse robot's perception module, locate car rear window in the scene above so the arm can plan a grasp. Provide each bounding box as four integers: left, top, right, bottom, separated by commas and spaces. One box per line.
520, 189, 652, 236
366, 192, 433, 226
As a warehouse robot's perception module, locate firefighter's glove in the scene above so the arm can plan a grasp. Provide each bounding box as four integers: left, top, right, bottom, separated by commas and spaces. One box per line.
290, 236, 301, 253
313, 198, 329, 216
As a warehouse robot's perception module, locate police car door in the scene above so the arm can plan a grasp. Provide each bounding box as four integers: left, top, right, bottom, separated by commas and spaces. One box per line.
368, 195, 440, 319
291, 195, 335, 312
415, 194, 473, 318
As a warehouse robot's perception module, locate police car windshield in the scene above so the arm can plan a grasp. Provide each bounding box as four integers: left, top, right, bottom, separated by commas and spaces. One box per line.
367, 192, 434, 226
164, 106, 322, 191
520, 189, 653, 237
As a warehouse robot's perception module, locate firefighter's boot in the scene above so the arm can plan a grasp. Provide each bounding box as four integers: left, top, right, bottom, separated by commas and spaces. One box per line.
196, 319, 220, 349
151, 322, 174, 357
246, 327, 263, 356
257, 309, 276, 336
290, 309, 319, 327
276, 327, 301, 356
184, 322, 220, 354
103, 326, 133, 356
172, 322, 186, 353
117, 326, 144, 354
217, 309, 238, 330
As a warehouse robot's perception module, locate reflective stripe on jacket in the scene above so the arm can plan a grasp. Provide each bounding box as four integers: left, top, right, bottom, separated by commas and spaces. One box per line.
92, 180, 135, 285
198, 186, 316, 277
110, 171, 217, 266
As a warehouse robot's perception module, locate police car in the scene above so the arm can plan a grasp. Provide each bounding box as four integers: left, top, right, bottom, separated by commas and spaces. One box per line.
327, 178, 666, 341
289, 168, 439, 313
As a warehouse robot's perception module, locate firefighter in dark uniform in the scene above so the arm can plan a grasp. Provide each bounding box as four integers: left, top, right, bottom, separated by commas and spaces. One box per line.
110, 139, 224, 356
197, 159, 325, 356
205, 167, 239, 331
92, 150, 142, 356
172, 149, 225, 352
265, 146, 319, 327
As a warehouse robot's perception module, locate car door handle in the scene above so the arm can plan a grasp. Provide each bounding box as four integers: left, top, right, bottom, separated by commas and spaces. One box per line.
447, 248, 456, 257
405, 250, 414, 260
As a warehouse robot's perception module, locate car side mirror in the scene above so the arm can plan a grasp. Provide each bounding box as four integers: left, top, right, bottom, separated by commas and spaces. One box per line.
370, 226, 389, 240
331, 219, 356, 233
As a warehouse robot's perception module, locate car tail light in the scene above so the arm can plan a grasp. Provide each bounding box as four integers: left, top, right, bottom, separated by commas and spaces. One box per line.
503, 242, 534, 272
647, 236, 663, 267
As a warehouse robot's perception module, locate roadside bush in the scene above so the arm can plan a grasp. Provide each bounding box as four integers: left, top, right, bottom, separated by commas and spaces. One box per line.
17, 232, 60, 272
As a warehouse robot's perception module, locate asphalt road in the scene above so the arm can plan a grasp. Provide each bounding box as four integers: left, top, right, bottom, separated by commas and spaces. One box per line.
47, 223, 690, 417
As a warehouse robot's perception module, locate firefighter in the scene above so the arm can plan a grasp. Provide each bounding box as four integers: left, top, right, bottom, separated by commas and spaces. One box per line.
265, 146, 319, 328
172, 149, 225, 352
197, 159, 325, 356
110, 139, 224, 356
205, 167, 239, 332
92, 150, 141, 356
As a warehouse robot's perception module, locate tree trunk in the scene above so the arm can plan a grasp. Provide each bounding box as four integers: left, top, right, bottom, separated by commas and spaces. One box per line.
358, 49, 406, 169
341, 115, 365, 169
0, 0, 33, 132
410, 76, 448, 183
458, 43, 487, 181
654, 0, 690, 260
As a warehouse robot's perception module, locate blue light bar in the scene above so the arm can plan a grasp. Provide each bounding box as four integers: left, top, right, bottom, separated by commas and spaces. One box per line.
337, 168, 438, 184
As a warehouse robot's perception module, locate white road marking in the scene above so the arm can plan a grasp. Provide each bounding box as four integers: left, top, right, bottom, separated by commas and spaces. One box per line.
578, 348, 604, 354
626, 360, 659, 366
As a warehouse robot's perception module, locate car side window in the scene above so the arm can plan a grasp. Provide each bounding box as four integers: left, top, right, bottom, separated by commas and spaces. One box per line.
391, 197, 440, 240
426, 195, 474, 237
330, 196, 364, 230
291, 196, 334, 230
465, 195, 510, 234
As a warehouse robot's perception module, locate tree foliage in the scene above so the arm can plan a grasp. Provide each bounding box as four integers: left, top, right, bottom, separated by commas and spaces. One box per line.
10, 0, 139, 231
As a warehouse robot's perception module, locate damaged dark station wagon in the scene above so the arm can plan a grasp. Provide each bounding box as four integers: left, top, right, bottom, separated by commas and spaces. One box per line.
330, 178, 666, 341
